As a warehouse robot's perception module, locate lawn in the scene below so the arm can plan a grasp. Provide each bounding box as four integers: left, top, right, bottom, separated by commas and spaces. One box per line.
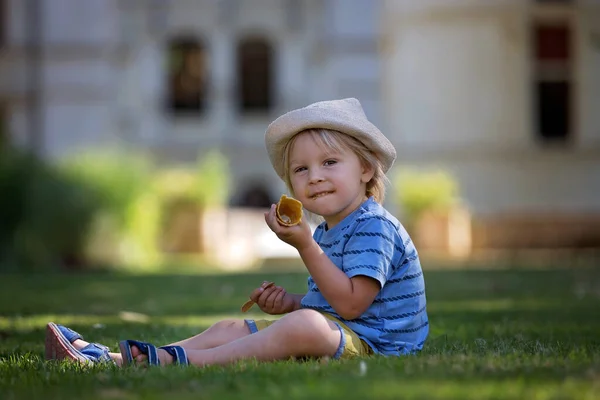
0, 265, 599, 399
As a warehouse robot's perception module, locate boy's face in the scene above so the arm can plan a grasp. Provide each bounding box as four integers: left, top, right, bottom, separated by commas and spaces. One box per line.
287, 133, 374, 229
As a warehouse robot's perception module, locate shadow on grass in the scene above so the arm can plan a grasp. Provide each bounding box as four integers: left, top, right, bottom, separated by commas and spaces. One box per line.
1, 266, 598, 316
0, 266, 599, 400
0, 267, 598, 341
0, 266, 597, 339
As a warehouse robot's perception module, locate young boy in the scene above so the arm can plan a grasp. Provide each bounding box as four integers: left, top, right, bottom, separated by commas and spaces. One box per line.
45, 98, 428, 366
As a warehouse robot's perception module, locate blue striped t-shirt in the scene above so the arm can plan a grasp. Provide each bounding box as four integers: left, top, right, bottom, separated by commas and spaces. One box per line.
300, 197, 429, 355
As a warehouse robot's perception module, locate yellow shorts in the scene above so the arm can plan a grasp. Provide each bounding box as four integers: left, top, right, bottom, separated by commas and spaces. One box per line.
244, 311, 373, 360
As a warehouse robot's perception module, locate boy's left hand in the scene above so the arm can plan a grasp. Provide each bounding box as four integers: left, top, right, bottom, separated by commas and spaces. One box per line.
249, 281, 296, 315
264, 204, 312, 250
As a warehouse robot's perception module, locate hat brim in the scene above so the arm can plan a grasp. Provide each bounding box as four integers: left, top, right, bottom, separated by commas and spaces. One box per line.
265, 98, 396, 179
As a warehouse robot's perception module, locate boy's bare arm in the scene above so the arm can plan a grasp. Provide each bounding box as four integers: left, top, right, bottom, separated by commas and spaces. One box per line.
297, 240, 380, 320
263, 206, 378, 318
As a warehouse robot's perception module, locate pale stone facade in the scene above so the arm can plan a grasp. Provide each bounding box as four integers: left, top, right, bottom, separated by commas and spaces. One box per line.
1, 0, 599, 256
381, 0, 600, 251
2, 0, 384, 208
382, 0, 600, 216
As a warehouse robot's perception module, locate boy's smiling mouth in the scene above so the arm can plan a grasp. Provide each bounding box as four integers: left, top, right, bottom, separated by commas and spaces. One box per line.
310, 191, 334, 199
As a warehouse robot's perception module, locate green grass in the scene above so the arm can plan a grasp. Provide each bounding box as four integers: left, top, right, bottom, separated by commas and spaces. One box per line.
1, 266, 599, 399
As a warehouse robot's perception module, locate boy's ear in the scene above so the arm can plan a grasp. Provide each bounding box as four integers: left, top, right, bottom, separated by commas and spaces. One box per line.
361, 162, 376, 183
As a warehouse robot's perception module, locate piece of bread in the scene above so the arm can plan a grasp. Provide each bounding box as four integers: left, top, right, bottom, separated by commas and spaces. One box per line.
241, 281, 275, 312
276, 195, 303, 226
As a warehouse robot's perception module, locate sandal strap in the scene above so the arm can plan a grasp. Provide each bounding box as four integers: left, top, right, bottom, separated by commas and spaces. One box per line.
159, 345, 189, 365
56, 324, 83, 343
119, 340, 160, 366
80, 343, 113, 364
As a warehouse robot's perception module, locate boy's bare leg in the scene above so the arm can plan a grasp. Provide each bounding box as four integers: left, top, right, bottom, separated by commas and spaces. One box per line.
131, 309, 341, 366
71, 318, 251, 365
167, 319, 251, 349
69, 340, 124, 366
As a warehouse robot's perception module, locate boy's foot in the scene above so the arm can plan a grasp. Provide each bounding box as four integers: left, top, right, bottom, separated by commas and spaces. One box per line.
45, 323, 90, 364
70, 338, 123, 366
45, 322, 118, 365
129, 344, 174, 366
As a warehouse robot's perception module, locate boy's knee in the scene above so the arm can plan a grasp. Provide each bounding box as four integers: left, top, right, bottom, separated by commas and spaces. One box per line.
210, 319, 245, 331
281, 309, 337, 342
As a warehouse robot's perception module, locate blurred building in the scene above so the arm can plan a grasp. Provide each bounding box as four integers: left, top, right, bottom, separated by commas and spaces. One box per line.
1, 0, 599, 253
382, 0, 600, 251
1, 0, 384, 204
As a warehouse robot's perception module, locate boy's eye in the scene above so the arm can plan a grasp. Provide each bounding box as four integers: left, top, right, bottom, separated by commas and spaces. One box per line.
324, 159, 337, 166
293, 166, 307, 173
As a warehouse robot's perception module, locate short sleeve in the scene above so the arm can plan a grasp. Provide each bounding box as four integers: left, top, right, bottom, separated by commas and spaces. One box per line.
342, 216, 402, 287
312, 223, 326, 242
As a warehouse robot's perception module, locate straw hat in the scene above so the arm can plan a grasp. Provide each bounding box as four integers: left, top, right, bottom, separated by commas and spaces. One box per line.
265, 98, 396, 179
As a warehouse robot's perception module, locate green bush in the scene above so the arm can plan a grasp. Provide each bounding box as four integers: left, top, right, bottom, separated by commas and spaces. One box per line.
195, 150, 231, 208
0, 150, 31, 258
392, 166, 461, 223
61, 150, 153, 228
0, 147, 232, 271
153, 150, 231, 257
0, 148, 100, 271
154, 150, 231, 208
60, 149, 162, 270
61, 148, 231, 269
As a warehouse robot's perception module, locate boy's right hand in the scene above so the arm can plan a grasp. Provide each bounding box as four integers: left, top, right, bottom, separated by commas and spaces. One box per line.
264, 204, 313, 251
249, 281, 296, 315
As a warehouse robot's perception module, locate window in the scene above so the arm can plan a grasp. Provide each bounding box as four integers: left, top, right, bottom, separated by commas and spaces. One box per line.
532, 23, 572, 143
236, 183, 273, 208
236, 37, 274, 113
167, 37, 208, 115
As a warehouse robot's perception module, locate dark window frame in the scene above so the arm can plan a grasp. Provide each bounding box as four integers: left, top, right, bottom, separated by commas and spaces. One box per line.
531, 20, 574, 144
166, 36, 209, 116
236, 36, 274, 114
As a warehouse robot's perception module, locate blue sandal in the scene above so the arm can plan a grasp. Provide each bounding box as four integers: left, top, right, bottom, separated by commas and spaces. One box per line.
119, 340, 189, 366
160, 345, 189, 366
45, 322, 114, 364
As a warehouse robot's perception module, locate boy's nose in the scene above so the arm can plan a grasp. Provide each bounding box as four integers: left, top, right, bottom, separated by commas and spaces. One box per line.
308, 171, 324, 184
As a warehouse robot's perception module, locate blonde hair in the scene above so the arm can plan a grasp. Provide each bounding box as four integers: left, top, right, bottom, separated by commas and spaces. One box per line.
282, 129, 389, 204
